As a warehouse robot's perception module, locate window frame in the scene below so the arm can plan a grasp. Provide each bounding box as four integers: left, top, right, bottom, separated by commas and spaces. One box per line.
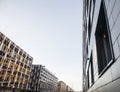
95, 1, 114, 77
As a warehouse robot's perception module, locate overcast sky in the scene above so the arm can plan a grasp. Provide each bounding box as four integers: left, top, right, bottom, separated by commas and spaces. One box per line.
0, 0, 83, 91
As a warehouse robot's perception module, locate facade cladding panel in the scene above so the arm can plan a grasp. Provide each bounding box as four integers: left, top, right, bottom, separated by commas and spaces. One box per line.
0, 32, 33, 90
83, 0, 120, 92
28, 65, 58, 92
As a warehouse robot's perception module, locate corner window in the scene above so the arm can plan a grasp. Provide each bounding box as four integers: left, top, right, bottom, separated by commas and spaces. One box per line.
95, 2, 114, 74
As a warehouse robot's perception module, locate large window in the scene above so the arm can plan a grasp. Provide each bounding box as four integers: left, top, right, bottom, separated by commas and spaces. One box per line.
95, 2, 114, 74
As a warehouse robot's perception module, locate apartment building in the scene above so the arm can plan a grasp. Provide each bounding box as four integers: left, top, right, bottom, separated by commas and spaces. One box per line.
83, 0, 120, 92
57, 81, 67, 92
57, 81, 74, 92
28, 65, 58, 92
66, 86, 74, 92
0, 32, 33, 91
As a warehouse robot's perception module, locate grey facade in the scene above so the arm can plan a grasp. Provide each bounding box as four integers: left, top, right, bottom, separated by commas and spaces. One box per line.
83, 0, 120, 92
28, 65, 58, 92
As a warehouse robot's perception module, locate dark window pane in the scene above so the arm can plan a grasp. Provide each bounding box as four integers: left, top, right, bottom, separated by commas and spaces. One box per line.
95, 2, 113, 74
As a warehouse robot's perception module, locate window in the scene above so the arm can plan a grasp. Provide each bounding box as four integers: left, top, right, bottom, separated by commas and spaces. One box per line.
0, 51, 5, 56
15, 47, 19, 53
86, 42, 88, 56
0, 35, 4, 44
90, 0, 94, 23
88, 16, 92, 42
95, 2, 114, 74
89, 54, 94, 85
88, 54, 94, 88
87, 0, 94, 42
93, 0, 96, 6
86, 0, 89, 14
87, 71, 89, 89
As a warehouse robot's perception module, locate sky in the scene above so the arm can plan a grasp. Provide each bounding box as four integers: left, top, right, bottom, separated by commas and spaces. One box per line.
0, 0, 83, 91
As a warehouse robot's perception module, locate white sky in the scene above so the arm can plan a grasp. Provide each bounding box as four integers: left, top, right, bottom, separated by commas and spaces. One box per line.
0, 0, 83, 91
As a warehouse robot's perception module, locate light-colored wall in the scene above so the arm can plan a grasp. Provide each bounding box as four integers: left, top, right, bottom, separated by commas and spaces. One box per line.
85, 0, 120, 92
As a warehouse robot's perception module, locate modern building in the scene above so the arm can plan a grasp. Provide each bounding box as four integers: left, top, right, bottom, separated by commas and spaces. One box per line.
28, 65, 58, 92
57, 81, 67, 92
66, 85, 74, 92
57, 81, 74, 92
0, 32, 33, 91
83, 0, 120, 92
